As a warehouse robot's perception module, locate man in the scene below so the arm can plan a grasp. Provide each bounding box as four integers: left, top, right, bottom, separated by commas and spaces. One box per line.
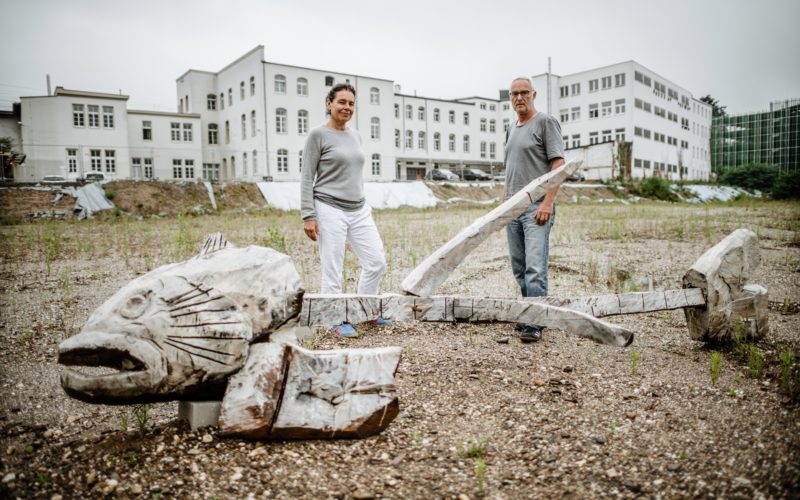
504, 77, 565, 343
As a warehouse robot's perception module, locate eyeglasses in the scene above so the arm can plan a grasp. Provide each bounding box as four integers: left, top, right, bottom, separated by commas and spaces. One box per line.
510, 90, 532, 98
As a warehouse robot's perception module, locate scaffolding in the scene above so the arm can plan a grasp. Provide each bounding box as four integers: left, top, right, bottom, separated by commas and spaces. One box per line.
711, 99, 799, 174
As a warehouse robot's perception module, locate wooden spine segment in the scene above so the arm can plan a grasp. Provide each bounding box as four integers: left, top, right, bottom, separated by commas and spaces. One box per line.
400, 159, 582, 297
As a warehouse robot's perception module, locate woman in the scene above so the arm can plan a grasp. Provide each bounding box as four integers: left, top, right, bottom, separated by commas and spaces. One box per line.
300, 83, 387, 337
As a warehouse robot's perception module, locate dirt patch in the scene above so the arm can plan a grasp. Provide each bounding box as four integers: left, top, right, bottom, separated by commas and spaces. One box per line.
104, 180, 212, 216
214, 182, 267, 211
0, 188, 76, 219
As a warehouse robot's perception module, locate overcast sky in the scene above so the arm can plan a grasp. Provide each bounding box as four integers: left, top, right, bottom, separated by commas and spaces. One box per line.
2, 0, 798, 115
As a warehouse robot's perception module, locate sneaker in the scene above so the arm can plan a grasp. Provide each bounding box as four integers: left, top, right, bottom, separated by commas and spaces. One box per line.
330, 323, 358, 337
514, 323, 526, 332
371, 318, 391, 325
520, 325, 542, 343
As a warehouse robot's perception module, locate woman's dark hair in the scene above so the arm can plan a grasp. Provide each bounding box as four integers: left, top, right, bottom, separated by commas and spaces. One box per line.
326, 83, 356, 106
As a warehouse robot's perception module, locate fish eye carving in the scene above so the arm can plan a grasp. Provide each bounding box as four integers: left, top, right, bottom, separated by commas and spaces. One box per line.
120, 290, 152, 319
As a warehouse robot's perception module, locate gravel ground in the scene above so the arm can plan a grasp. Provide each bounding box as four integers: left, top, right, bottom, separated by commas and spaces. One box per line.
1, 199, 799, 499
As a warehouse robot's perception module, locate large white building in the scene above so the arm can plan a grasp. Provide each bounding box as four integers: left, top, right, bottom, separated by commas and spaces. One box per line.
532, 61, 712, 180
7, 47, 711, 183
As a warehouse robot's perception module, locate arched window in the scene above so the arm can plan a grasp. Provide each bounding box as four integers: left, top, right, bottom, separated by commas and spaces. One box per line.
448, 110, 455, 124
243, 152, 248, 175
241, 114, 246, 139
418, 106, 425, 120
418, 131, 426, 149
252, 150, 258, 172
433, 132, 441, 151
405, 105, 412, 119
370, 87, 380, 105
405, 130, 413, 149
208, 123, 218, 145
489, 119, 496, 133
394, 129, 400, 148
448, 134, 456, 152
298, 110, 309, 134
463, 135, 470, 153
240, 81, 245, 100
207, 94, 217, 110
219, 93, 225, 110
277, 149, 288, 173
251, 110, 256, 137
370, 117, 380, 140
297, 77, 308, 96
276, 108, 287, 133
433, 108, 440, 122
463, 112, 470, 125
228, 88, 232, 106
298, 150, 303, 172
394, 104, 399, 118
489, 142, 496, 159
371, 154, 381, 175
274, 75, 286, 94
225, 120, 230, 144
480, 118, 487, 132
480, 141, 487, 158
250, 76, 255, 96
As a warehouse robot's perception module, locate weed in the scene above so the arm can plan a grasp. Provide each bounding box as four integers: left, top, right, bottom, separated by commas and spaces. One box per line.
411, 430, 421, 446
609, 420, 617, 433
132, 404, 151, 433
778, 347, 796, 392
42, 221, 62, 275
460, 435, 489, 459
474, 456, 487, 493
35, 471, 50, 485
727, 387, 737, 397
405, 342, 415, 363
117, 407, 129, 431
709, 351, 722, 384
260, 226, 287, 253
585, 257, 599, 285
630, 351, 641, 376
125, 452, 138, 467
747, 345, 764, 379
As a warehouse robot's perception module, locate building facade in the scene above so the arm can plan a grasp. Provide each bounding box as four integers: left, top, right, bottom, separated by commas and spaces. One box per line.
5, 47, 712, 184
532, 61, 712, 181
711, 99, 799, 174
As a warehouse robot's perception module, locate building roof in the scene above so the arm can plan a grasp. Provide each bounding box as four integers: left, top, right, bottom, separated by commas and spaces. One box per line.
53, 87, 129, 100
128, 109, 201, 118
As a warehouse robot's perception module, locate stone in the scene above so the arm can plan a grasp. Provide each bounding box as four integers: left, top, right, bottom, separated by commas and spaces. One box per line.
130, 484, 143, 495
178, 401, 221, 431
2, 473, 15, 483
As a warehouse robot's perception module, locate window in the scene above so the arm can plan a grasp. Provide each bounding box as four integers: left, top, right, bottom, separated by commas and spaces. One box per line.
298, 110, 308, 134
88, 105, 100, 127
171, 122, 181, 141
370, 87, 379, 105
589, 104, 598, 119
634, 71, 651, 87
102, 106, 114, 128
433, 108, 440, 122
615, 73, 625, 87
418, 106, 425, 120
297, 77, 308, 96
489, 142, 496, 159
250, 76, 255, 96
654, 106, 666, 118
643, 129, 651, 139
370, 117, 380, 140
635, 98, 643, 110
298, 150, 302, 171
104, 150, 115, 173
634, 127, 643, 137
601, 101, 612, 117
405, 105, 412, 119
601, 76, 611, 89
185, 159, 195, 178
560, 109, 569, 122
394, 104, 399, 118
405, 130, 413, 149
142, 120, 152, 141
449, 110, 455, 124
208, 123, 218, 144
571, 107, 580, 121
602, 130, 612, 142
251, 110, 256, 137
182, 123, 192, 142
480, 103, 486, 110
66, 149, 78, 173
276, 108, 287, 133
219, 93, 224, 110
489, 120, 496, 133
325, 75, 334, 86
277, 149, 288, 173
571, 83, 580, 95
503, 118, 510, 132
228, 88, 232, 106
433, 132, 441, 151
463, 112, 469, 125
615, 99, 626, 115
448, 134, 455, 152
571, 134, 580, 148
225, 121, 230, 144
418, 131, 425, 149
144, 158, 153, 179
274, 75, 286, 94
615, 128, 626, 142
394, 129, 400, 148
560, 86, 568, 97
240, 81, 245, 100
252, 150, 257, 173
371, 154, 381, 175
589, 79, 598, 92
90, 149, 101, 170
243, 152, 248, 176
241, 114, 247, 139
203, 163, 219, 181
480, 118, 487, 132
72, 104, 85, 127
173, 159, 183, 179
480, 141, 486, 158
589, 132, 599, 145
463, 135, 470, 153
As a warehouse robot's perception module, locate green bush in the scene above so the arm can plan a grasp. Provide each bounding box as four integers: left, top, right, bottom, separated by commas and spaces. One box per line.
772, 170, 800, 200
629, 177, 679, 202
717, 163, 778, 192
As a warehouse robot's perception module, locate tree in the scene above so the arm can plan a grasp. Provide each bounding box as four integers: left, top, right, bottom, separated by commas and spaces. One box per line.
700, 95, 727, 118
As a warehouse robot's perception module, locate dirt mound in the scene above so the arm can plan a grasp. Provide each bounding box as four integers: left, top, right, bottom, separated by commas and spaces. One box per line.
214, 182, 267, 211
0, 187, 76, 220
105, 180, 212, 216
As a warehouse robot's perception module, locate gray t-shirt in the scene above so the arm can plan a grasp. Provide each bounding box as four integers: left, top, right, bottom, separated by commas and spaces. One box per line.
300, 125, 366, 221
504, 113, 565, 197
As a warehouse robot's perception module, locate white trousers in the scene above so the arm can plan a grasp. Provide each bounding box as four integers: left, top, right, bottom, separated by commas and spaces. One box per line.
316, 200, 387, 295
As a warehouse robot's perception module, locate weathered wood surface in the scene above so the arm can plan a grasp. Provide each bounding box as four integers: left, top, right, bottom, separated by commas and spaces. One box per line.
401, 159, 582, 296
301, 293, 633, 347
682, 228, 760, 341
525, 289, 706, 317
219, 340, 402, 440
729, 284, 769, 339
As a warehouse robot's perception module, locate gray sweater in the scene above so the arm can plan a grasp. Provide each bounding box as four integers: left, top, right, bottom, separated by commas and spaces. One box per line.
300, 125, 366, 221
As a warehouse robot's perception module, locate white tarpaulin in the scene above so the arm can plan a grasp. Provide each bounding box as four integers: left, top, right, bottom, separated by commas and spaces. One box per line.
203, 181, 218, 210
256, 181, 438, 211
677, 185, 761, 202
61, 183, 114, 219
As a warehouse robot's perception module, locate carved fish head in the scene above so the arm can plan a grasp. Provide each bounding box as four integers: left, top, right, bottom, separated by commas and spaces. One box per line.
58, 245, 304, 404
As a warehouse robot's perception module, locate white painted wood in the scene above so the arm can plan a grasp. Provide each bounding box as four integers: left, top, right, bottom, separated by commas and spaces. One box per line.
400, 159, 582, 296
729, 284, 769, 339
523, 289, 705, 317
682, 228, 760, 341
178, 401, 222, 431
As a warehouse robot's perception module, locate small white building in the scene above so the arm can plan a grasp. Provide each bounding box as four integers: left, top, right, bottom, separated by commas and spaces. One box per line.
532, 61, 712, 181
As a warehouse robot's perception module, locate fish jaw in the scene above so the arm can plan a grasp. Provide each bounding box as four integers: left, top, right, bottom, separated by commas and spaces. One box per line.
58, 330, 167, 404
